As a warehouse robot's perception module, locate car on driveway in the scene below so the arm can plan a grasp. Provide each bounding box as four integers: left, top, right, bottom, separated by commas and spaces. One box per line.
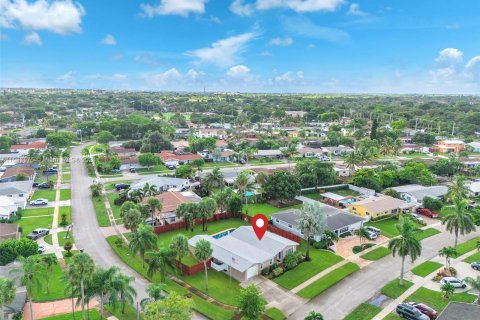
471, 262, 480, 271
410, 213, 424, 223
440, 277, 466, 288
111, 169, 121, 174
396, 303, 430, 320
366, 226, 381, 236
30, 198, 49, 206
166, 164, 176, 170
416, 208, 439, 218
407, 302, 437, 319
27, 228, 50, 240
37, 182, 51, 189
44, 169, 58, 174
38, 244, 46, 254
366, 230, 378, 240
115, 183, 130, 191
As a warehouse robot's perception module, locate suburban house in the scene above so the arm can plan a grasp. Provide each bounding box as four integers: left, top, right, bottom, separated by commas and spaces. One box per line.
467, 181, 480, 197
255, 149, 283, 159
0, 180, 34, 209
0, 223, 20, 240
171, 140, 190, 151
467, 141, 480, 153
188, 226, 298, 282
322, 146, 354, 156
158, 151, 202, 166
0, 166, 36, 183
298, 147, 327, 159
218, 149, 235, 162
334, 166, 350, 177
272, 204, 364, 241
347, 195, 413, 220
320, 192, 357, 208
0, 196, 20, 220
119, 155, 140, 171
285, 111, 307, 118
146, 191, 201, 224
0, 261, 26, 320
130, 176, 190, 193
10, 140, 47, 155
388, 184, 448, 206
111, 146, 136, 157
431, 140, 465, 154
195, 128, 226, 139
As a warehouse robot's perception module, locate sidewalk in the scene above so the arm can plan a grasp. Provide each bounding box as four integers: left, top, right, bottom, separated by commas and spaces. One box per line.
51, 157, 64, 259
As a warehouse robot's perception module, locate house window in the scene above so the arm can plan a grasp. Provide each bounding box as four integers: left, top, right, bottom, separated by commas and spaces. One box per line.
392, 209, 398, 214
19, 194, 23, 197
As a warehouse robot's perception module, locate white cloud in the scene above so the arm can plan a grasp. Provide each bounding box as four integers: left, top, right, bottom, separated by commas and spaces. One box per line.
275, 71, 293, 82
144, 68, 182, 86
269, 37, 293, 46
187, 32, 257, 68
281, 16, 348, 42
101, 34, 116, 45
187, 69, 204, 80
227, 65, 251, 78
435, 48, 463, 64
1, 0, 85, 34
23, 31, 41, 45
347, 3, 367, 16
140, 0, 206, 17
465, 56, 480, 69
230, 0, 345, 15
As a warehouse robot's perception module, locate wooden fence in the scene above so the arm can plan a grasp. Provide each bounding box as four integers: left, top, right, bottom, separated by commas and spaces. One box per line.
267, 225, 301, 243
175, 259, 212, 276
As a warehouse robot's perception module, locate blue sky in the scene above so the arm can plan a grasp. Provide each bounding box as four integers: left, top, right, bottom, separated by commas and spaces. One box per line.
1, 0, 479, 93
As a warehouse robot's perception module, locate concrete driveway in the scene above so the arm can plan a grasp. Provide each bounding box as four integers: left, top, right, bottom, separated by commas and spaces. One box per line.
334, 235, 390, 258
423, 261, 480, 293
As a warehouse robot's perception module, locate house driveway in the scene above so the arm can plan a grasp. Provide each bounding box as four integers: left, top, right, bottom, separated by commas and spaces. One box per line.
241, 276, 307, 316
334, 235, 389, 258
423, 261, 480, 293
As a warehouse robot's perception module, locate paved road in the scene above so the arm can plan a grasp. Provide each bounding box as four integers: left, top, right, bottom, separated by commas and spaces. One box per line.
289, 227, 480, 320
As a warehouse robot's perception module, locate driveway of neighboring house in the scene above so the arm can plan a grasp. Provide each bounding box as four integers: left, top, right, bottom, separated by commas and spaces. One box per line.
334, 235, 389, 259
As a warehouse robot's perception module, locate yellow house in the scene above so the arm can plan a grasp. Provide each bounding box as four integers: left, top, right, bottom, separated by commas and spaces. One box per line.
347, 195, 413, 220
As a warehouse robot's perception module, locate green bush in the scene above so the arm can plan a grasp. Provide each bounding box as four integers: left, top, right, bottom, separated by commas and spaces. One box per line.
422, 196, 443, 211
272, 267, 284, 277
283, 252, 299, 270
0, 238, 38, 266
313, 241, 328, 249
352, 243, 375, 254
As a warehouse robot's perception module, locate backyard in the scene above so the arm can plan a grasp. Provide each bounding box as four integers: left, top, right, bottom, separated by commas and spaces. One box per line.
18, 215, 53, 236
242, 202, 303, 219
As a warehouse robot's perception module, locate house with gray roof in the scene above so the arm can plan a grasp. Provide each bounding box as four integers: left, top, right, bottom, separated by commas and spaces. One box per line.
272, 203, 364, 242
437, 302, 480, 320
0, 180, 34, 209
130, 176, 190, 193
389, 184, 448, 206
0, 261, 26, 320
188, 226, 298, 282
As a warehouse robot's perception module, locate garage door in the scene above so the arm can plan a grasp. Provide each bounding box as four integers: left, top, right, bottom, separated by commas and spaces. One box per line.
246, 265, 258, 279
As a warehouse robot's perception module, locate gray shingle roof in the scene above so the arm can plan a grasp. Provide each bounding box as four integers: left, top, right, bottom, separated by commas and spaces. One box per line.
0, 180, 33, 195
437, 302, 480, 320
390, 184, 448, 200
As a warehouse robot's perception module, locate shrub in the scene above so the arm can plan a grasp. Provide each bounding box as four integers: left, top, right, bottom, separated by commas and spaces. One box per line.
313, 241, 328, 249
283, 252, 299, 270
0, 238, 38, 266
272, 267, 284, 277
64, 242, 73, 255
422, 196, 443, 211
59, 213, 69, 227
352, 243, 375, 254
261, 268, 270, 276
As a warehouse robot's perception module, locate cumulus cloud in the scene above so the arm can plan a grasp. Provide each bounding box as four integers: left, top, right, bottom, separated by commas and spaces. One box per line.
275, 71, 293, 82
187, 69, 205, 80
465, 56, 480, 69
435, 48, 463, 64
269, 37, 293, 46
144, 68, 182, 86
187, 32, 257, 68
23, 31, 41, 45
347, 3, 367, 16
230, 0, 345, 15
227, 65, 251, 78
140, 0, 206, 17
0, 0, 85, 34
101, 34, 116, 45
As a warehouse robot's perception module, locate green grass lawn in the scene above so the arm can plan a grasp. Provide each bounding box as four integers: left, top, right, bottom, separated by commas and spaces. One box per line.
58, 206, 72, 225
21, 207, 54, 217
100, 174, 124, 178
304, 193, 322, 201
136, 164, 168, 173
203, 162, 239, 168
411, 261, 443, 277
249, 159, 283, 165
402, 152, 431, 159
31, 254, 70, 301
44, 231, 73, 246
60, 189, 71, 201
265, 307, 286, 320
384, 313, 402, 320
182, 253, 199, 267
62, 173, 71, 182
334, 189, 360, 197
31, 189, 57, 201
360, 247, 391, 261
40, 310, 102, 320
464, 251, 480, 263
105, 303, 138, 320
343, 303, 382, 320
297, 262, 360, 299
405, 287, 476, 312
106, 192, 122, 220
414, 228, 441, 241
381, 279, 414, 299
273, 243, 344, 290
364, 218, 428, 239
242, 202, 303, 219
18, 215, 53, 236
93, 195, 111, 227
456, 237, 480, 256
105, 181, 132, 191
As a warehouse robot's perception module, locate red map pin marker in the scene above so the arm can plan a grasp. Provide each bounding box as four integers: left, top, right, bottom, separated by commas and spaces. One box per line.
252, 214, 268, 240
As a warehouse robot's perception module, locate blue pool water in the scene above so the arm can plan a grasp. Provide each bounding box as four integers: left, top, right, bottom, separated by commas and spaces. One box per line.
245, 191, 255, 197
212, 228, 236, 239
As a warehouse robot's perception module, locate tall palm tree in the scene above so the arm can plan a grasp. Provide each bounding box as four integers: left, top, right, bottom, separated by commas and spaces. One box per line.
142, 183, 158, 197
234, 170, 255, 206
170, 234, 189, 275
40, 254, 58, 294
296, 202, 327, 261
146, 247, 175, 282
129, 224, 157, 267
464, 275, 480, 305
355, 227, 370, 245
66, 253, 95, 320
447, 175, 469, 201
241, 147, 257, 166
203, 168, 224, 194
193, 240, 213, 291
10, 256, 45, 320
175, 203, 191, 231
129, 189, 144, 203
90, 266, 119, 318
0, 277, 16, 318
140, 283, 167, 310
147, 197, 162, 224
442, 197, 476, 247
111, 273, 136, 315
214, 187, 233, 214
343, 152, 360, 176
197, 197, 217, 231
438, 246, 457, 270
388, 216, 422, 286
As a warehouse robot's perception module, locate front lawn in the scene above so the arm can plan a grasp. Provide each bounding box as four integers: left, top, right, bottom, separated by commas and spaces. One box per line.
105, 181, 132, 191
203, 162, 239, 169
31, 254, 70, 301
44, 231, 74, 247
242, 202, 303, 219
273, 242, 343, 290
411, 261, 443, 277
106, 192, 122, 221
62, 173, 71, 182
40, 310, 102, 320
265, 307, 286, 320
405, 287, 476, 312
465, 251, 480, 263
381, 279, 414, 299
304, 193, 322, 201
456, 237, 480, 256
414, 228, 441, 241
364, 218, 402, 238
31, 189, 56, 201
58, 206, 72, 225
92, 195, 110, 227
297, 262, 360, 299
18, 215, 53, 236
249, 159, 283, 165
59, 189, 71, 201
343, 303, 381, 320
360, 247, 391, 261
21, 207, 54, 217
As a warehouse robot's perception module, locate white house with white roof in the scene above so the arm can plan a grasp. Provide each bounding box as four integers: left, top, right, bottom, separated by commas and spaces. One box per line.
388, 184, 448, 206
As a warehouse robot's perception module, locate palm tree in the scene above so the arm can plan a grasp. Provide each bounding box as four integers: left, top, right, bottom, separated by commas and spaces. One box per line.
146, 247, 175, 282
40, 254, 58, 294
175, 203, 191, 231
10, 256, 45, 320
170, 234, 189, 275
241, 147, 257, 166
464, 275, 480, 305
441, 282, 455, 299
140, 283, 167, 310
323, 230, 339, 247
129, 224, 157, 267
91, 266, 119, 318
66, 253, 95, 320
304, 311, 324, 320
388, 216, 422, 286
296, 202, 327, 261
111, 273, 136, 315
120, 207, 143, 233
142, 183, 158, 197
197, 197, 217, 231
234, 170, 255, 206
355, 227, 370, 245
447, 175, 469, 201
344, 152, 360, 176
193, 239, 213, 291
129, 189, 144, 203
214, 187, 233, 214
0, 277, 16, 318
438, 246, 457, 270
203, 168, 224, 194
442, 197, 476, 247
147, 197, 162, 224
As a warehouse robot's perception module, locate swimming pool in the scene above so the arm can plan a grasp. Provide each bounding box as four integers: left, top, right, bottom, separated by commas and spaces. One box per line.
211, 228, 236, 239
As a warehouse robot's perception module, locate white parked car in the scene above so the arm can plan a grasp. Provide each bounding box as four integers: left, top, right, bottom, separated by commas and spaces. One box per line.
410, 213, 424, 222
440, 277, 466, 288
30, 198, 49, 206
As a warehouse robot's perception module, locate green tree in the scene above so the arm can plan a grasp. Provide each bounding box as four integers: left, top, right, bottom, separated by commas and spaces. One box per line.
388, 216, 422, 286
46, 131, 76, 147
202, 167, 224, 194
464, 275, 480, 305
384, 188, 401, 199
354, 227, 370, 245
111, 273, 136, 314
65, 253, 95, 320
147, 197, 162, 224
0, 277, 16, 317
146, 247, 175, 282
263, 171, 301, 201
304, 311, 324, 320
297, 202, 326, 261
234, 170, 255, 205
120, 205, 143, 233
441, 282, 455, 299
192, 158, 205, 172
175, 165, 194, 179
141, 283, 167, 309
343, 152, 360, 176
237, 284, 266, 320
94, 130, 115, 144
447, 175, 469, 201
438, 247, 457, 270
139, 153, 161, 170
442, 197, 476, 247
352, 168, 383, 191
129, 224, 157, 267
214, 187, 233, 214
170, 234, 189, 275
370, 118, 378, 140
140, 131, 173, 153
144, 292, 194, 320
40, 254, 58, 294
197, 197, 217, 231
193, 239, 213, 291
91, 266, 119, 318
